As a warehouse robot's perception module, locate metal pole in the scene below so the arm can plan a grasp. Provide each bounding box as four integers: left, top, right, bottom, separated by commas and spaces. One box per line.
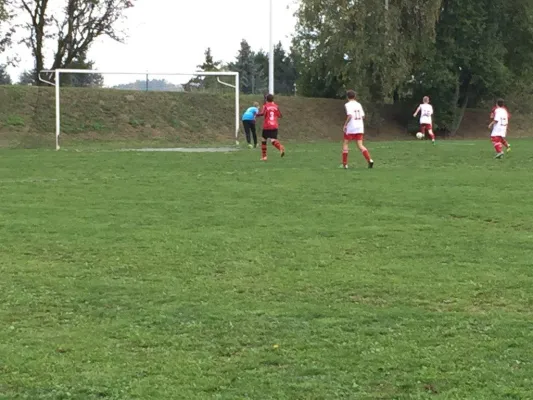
55, 70, 60, 150
268, 0, 274, 95
385, 0, 388, 10
235, 73, 240, 145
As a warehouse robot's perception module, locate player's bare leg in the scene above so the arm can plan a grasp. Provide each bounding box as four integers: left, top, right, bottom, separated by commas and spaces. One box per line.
271, 139, 285, 157
341, 140, 349, 169
357, 139, 374, 168
428, 129, 436, 144
261, 140, 268, 161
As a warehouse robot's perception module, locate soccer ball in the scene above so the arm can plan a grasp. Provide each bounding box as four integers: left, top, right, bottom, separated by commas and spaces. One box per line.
416, 132, 424, 140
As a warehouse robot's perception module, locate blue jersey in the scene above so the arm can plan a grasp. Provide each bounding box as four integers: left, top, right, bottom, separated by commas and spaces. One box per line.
242, 106, 259, 121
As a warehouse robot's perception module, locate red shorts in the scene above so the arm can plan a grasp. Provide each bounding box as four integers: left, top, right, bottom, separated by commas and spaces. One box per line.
491, 136, 505, 144
344, 133, 364, 141
420, 124, 432, 133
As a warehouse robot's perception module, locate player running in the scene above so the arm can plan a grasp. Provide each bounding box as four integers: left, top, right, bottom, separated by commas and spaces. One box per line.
341, 90, 374, 169
490, 100, 511, 153
242, 102, 259, 148
413, 96, 436, 144
257, 94, 285, 161
489, 99, 510, 159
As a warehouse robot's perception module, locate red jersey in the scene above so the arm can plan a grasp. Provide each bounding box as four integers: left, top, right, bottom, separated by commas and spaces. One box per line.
259, 102, 282, 130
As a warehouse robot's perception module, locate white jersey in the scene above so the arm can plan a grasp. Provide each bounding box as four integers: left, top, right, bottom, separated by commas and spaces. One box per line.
345, 100, 365, 134
419, 104, 433, 125
491, 107, 509, 137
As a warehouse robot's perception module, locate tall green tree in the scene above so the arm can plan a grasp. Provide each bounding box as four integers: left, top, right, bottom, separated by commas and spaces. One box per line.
18, 69, 35, 85
60, 52, 104, 87
293, 0, 442, 103
184, 47, 221, 91
407, 0, 528, 131
231, 39, 255, 94
273, 42, 297, 95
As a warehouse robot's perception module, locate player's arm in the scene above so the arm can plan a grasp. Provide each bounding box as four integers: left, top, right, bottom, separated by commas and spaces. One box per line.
343, 114, 352, 132
488, 117, 498, 129
257, 106, 265, 117
413, 106, 421, 117
277, 108, 282, 118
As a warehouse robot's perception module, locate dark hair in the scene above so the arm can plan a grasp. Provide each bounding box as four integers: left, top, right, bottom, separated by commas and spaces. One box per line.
266, 94, 274, 102
346, 90, 356, 100
497, 98, 505, 107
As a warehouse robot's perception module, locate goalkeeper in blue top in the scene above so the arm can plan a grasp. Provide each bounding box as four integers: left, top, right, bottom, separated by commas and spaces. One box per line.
242, 102, 259, 148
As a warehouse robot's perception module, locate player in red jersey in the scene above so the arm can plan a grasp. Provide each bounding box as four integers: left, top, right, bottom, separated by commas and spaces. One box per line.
257, 94, 285, 161
490, 100, 511, 152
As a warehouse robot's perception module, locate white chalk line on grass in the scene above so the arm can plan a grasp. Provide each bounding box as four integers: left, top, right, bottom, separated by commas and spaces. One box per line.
119, 147, 240, 153
0, 178, 59, 184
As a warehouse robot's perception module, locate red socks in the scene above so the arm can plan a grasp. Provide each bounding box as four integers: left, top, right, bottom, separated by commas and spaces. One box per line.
361, 147, 371, 162
342, 150, 348, 166
261, 143, 267, 158
342, 148, 372, 165
271, 140, 282, 151
501, 138, 509, 148
428, 132, 436, 141
494, 142, 503, 153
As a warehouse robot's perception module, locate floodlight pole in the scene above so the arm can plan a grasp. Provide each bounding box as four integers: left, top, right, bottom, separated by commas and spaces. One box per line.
268, 0, 274, 95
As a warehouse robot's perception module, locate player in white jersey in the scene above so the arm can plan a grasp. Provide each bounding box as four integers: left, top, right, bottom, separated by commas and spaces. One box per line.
488, 99, 510, 159
413, 96, 436, 144
341, 90, 374, 169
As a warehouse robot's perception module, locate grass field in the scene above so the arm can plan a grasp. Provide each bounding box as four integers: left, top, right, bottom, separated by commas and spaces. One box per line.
1, 139, 533, 399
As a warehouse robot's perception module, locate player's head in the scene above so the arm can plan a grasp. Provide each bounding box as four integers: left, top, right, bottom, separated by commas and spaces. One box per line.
346, 90, 356, 100
423, 96, 430, 104
253, 102, 259, 107
266, 94, 274, 103
497, 98, 505, 107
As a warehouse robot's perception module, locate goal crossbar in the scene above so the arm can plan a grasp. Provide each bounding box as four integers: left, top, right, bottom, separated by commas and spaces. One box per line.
40, 69, 240, 150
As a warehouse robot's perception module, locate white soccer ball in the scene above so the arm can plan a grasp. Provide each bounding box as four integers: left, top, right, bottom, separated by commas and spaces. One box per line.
416, 132, 424, 140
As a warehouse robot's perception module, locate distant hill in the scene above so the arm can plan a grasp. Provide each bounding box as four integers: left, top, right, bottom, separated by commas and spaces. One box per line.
113, 79, 183, 92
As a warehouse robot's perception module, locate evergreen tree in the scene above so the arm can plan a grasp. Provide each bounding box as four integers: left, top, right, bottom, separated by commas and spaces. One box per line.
185, 48, 221, 91
0, 64, 11, 84
61, 52, 104, 87
18, 69, 35, 85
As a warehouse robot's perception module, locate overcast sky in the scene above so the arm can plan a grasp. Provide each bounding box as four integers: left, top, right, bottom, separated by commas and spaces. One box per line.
4, 0, 298, 86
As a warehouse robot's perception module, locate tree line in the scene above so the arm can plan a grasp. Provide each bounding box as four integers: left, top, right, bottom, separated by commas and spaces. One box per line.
292, 0, 533, 131
184, 41, 297, 96
1, 0, 532, 132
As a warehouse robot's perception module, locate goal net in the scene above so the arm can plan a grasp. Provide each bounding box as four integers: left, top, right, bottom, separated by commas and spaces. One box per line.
38, 69, 240, 150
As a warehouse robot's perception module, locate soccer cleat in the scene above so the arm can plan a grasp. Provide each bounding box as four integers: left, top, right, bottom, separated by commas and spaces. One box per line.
432, 140, 436, 145
260, 156, 268, 161
495, 152, 504, 159
506, 145, 511, 153
280, 146, 285, 157
248, 143, 253, 149
339, 164, 348, 169
368, 160, 374, 169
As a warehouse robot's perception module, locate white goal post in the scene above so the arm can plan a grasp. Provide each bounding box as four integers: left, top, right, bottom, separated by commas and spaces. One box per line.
39, 69, 240, 150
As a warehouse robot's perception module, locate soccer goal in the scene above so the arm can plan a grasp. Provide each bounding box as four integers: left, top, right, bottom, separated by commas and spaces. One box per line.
38, 69, 240, 150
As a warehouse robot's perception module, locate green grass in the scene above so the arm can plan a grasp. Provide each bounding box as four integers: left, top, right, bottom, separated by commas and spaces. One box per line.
1, 139, 533, 399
